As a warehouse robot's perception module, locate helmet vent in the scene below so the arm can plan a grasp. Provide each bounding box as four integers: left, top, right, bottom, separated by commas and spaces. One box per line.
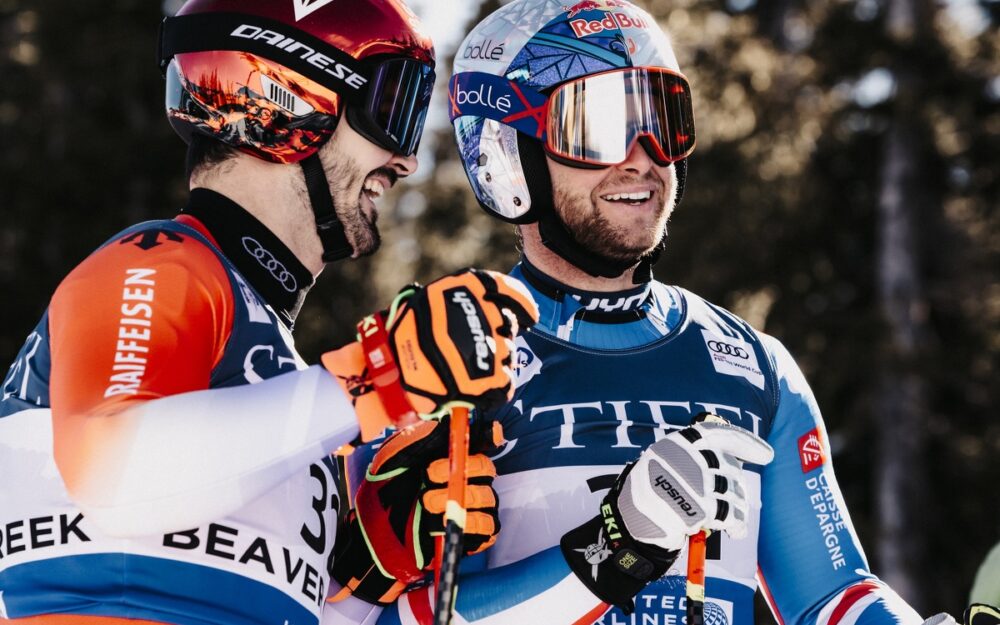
261, 75, 315, 117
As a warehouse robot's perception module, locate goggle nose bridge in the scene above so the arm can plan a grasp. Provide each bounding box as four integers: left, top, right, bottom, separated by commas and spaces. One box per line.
627, 132, 675, 167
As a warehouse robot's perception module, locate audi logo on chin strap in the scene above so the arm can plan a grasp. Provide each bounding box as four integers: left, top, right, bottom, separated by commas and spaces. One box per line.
242, 237, 298, 292
707, 340, 750, 360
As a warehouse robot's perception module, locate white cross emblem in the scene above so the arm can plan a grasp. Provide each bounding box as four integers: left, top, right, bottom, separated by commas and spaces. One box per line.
293, 0, 337, 21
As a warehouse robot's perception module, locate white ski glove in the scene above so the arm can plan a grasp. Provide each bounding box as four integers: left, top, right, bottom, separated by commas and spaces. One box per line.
620, 416, 775, 551
561, 415, 774, 612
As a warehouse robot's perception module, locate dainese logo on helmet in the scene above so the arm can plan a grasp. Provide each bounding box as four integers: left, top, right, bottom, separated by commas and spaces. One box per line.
570, 12, 649, 38
230, 24, 367, 90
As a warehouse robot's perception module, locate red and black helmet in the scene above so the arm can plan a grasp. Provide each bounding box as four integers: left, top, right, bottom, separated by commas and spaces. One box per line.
159, 0, 436, 164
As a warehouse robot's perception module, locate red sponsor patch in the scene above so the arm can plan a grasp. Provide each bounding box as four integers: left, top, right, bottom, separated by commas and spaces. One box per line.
798, 428, 825, 473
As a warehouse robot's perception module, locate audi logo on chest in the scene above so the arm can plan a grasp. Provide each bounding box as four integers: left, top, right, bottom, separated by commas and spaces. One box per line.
707, 340, 750, 360
701, 329, 766, 389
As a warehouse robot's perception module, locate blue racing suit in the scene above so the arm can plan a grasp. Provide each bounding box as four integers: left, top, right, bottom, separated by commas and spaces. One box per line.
367, 259, 921, 625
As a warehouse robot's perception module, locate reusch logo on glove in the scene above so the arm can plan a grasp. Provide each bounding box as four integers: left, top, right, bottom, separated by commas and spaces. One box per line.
651, 472, 698, 517
445, 287, 492, 379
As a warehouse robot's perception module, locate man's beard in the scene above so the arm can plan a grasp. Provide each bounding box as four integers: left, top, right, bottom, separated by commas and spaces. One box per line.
325, 157, 393, 258
552, 172, 673, 266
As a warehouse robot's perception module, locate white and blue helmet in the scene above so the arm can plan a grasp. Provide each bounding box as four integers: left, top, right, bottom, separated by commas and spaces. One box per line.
452, 0, 683, 217
450, 0, 691, 279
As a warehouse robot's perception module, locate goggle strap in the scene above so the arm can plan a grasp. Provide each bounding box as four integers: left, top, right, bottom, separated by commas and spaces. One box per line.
159, 12, 369, 103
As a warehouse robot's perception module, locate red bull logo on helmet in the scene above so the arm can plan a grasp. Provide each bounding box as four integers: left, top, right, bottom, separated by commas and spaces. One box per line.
562, 0, 629, 18
569, 11, 649, 38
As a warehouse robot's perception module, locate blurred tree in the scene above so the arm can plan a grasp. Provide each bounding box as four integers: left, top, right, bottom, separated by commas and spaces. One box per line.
0, 0, 188, 361
873, 0, 938, 603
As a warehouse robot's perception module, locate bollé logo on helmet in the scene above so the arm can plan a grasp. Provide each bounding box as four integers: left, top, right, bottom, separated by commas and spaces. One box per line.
463, 39, 505, 61
448, 289, 491, 374
230, 24, 367, 90
453, 82, 512, 114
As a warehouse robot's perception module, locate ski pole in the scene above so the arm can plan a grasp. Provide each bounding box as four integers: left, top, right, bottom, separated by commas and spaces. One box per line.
433, 405, 470, 625
688, 412, 725, 625
686, 530, 708, 625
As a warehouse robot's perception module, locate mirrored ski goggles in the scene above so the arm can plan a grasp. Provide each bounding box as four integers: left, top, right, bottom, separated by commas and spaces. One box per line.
159, 13, 435, 157
548, 68, 695, 166
449, 67, 695, 167
347, 57, 436, 157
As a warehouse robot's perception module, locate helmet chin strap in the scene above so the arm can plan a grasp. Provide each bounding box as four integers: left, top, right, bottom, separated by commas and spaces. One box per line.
301, 153, 354, 263
516, 134, 687, 285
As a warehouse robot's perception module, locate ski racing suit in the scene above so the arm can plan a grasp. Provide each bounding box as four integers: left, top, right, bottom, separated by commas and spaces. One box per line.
0, 189, 361, 625
371, 259, 922, 625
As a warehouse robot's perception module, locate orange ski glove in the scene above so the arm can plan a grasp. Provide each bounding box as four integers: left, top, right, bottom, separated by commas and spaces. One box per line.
322, 268, 537, 442
331, 417, 504, 604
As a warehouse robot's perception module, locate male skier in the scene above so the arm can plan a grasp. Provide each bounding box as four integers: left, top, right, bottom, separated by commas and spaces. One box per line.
328, 1, 939, 624
0, 2, 535, 624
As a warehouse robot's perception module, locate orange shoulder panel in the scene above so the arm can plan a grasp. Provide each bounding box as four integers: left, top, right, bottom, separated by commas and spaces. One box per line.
48, 225, 235, 421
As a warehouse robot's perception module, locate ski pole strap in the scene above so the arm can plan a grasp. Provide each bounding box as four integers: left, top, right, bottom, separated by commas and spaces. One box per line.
357, 313, 419, 425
